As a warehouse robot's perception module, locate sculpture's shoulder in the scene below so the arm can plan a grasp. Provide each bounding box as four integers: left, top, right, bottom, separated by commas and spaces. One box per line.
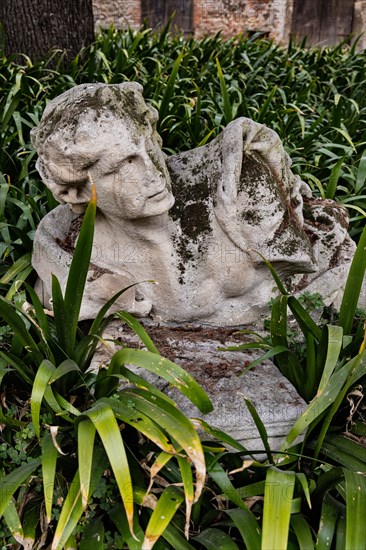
35, 204, 79, 241
32, 204, 81, 277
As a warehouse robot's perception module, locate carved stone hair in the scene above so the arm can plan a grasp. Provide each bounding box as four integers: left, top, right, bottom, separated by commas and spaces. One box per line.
30, 82, 160, 156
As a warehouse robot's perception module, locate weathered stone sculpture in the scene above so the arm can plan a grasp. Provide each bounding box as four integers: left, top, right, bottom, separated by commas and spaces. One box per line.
31, 82, 356, 325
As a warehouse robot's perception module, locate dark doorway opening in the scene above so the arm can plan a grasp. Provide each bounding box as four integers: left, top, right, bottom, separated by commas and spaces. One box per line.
141, 0, 193, 34
291, 0, 354, 46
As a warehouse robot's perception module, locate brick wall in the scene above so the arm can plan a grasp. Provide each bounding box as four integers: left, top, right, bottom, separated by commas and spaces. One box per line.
92, 0, 292, 40
91, 0, 364, 49
194, 0, 291, 42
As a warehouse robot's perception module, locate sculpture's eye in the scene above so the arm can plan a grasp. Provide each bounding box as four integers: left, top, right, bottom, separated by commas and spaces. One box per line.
125, 155, 137, 164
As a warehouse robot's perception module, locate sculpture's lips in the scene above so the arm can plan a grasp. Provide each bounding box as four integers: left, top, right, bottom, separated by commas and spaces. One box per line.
149, 188, 168, 200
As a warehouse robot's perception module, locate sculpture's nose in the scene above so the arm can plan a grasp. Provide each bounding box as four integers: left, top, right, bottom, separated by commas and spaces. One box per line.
59, 186, 89, 204
142, 151, 163, 186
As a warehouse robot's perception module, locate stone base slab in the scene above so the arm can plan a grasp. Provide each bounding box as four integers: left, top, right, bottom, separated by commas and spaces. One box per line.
92, 321, 306, 452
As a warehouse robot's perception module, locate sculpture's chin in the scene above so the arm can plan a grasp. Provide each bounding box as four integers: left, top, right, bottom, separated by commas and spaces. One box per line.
70, 203, 88, 214
146, 191, 175, 216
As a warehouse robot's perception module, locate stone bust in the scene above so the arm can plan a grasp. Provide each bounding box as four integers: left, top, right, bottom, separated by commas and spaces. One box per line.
31, 82, 355, 325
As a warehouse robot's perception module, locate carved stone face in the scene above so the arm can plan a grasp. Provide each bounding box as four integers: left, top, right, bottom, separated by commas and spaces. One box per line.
33, 83, 175, 218
37, 112, 174, 218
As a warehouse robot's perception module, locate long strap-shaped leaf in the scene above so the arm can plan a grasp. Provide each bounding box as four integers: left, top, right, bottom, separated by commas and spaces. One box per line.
104, 397, 175, 453
344, 469, 366, 549
261, 468, 295, 550
123, 389, 205, 504
51, 447, 105, 550
77, 419, 96, 509
109, 503, 144, 549
107, 348, 213, 413
281, 354, 358, 450
317, 325, 343, 393
226, 509, 261, 550
177, 456, 194, 539
63, 180, 97, 355
31, 359, 56, 439
143, 486, 184, 549
194, 528, 240, 549
42, 431, 59, 523
0, 461, 40, 519
339, 223, 366, 335
83, 401, 136, 539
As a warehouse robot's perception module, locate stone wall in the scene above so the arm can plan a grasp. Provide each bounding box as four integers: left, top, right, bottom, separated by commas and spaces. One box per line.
353, 1, 366, 50
93, 0, 140, 29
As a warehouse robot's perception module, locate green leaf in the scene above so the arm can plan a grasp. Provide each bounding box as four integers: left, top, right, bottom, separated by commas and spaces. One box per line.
84, 401, 135, 537
2, 499, 23, 546
192, 418, 249, 453
22, 500, 42, 548
194, 527, 240, 549
257, 85, 277, 123
79, 517, 105, 549
291, 514, 314, 549
216, 57, 233, 123
0, 349, 34, 386
64, 185, 96, 354
143, 486, 184, 549
123, 389, 205, 503
65, 533, 77, 549
0, 252, 31, 284
116, 311, 160, 354
48, 359, 80, 384
244, 397, 274, 463
281, 355, 355, 450
355, 148, 366, 193
288, 296, 322, 342
51, 447, 105, 550
24, 282, 51, 341
0, 461, 40, 519
108, 348, 212, 413
325, 157, 344, 199
31, 359, 56, 439
0, 296, 42, 364
226, 509, 261, 549
105, 397, 175, 453
262, 468, 295, 550
159, 49, 184, 125
51, 274, 69, 356
331, 126, 356, 152
344, 469, 366, 550
177, 456, 194, 538
42, 432, 59, 523
161, 523, 195, 549
316, 493, 342, 549
238, 346, 289, 375
317, 325, 343, 393
205, 453, 250, 510
107, 365, 177, 406
78, 419, 96, 509
109, 503, 144, 549
339, 223, 366, 335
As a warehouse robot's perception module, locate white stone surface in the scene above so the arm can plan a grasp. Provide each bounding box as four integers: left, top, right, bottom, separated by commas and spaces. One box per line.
93, 321, 307, 451
31, 83, 359, 325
